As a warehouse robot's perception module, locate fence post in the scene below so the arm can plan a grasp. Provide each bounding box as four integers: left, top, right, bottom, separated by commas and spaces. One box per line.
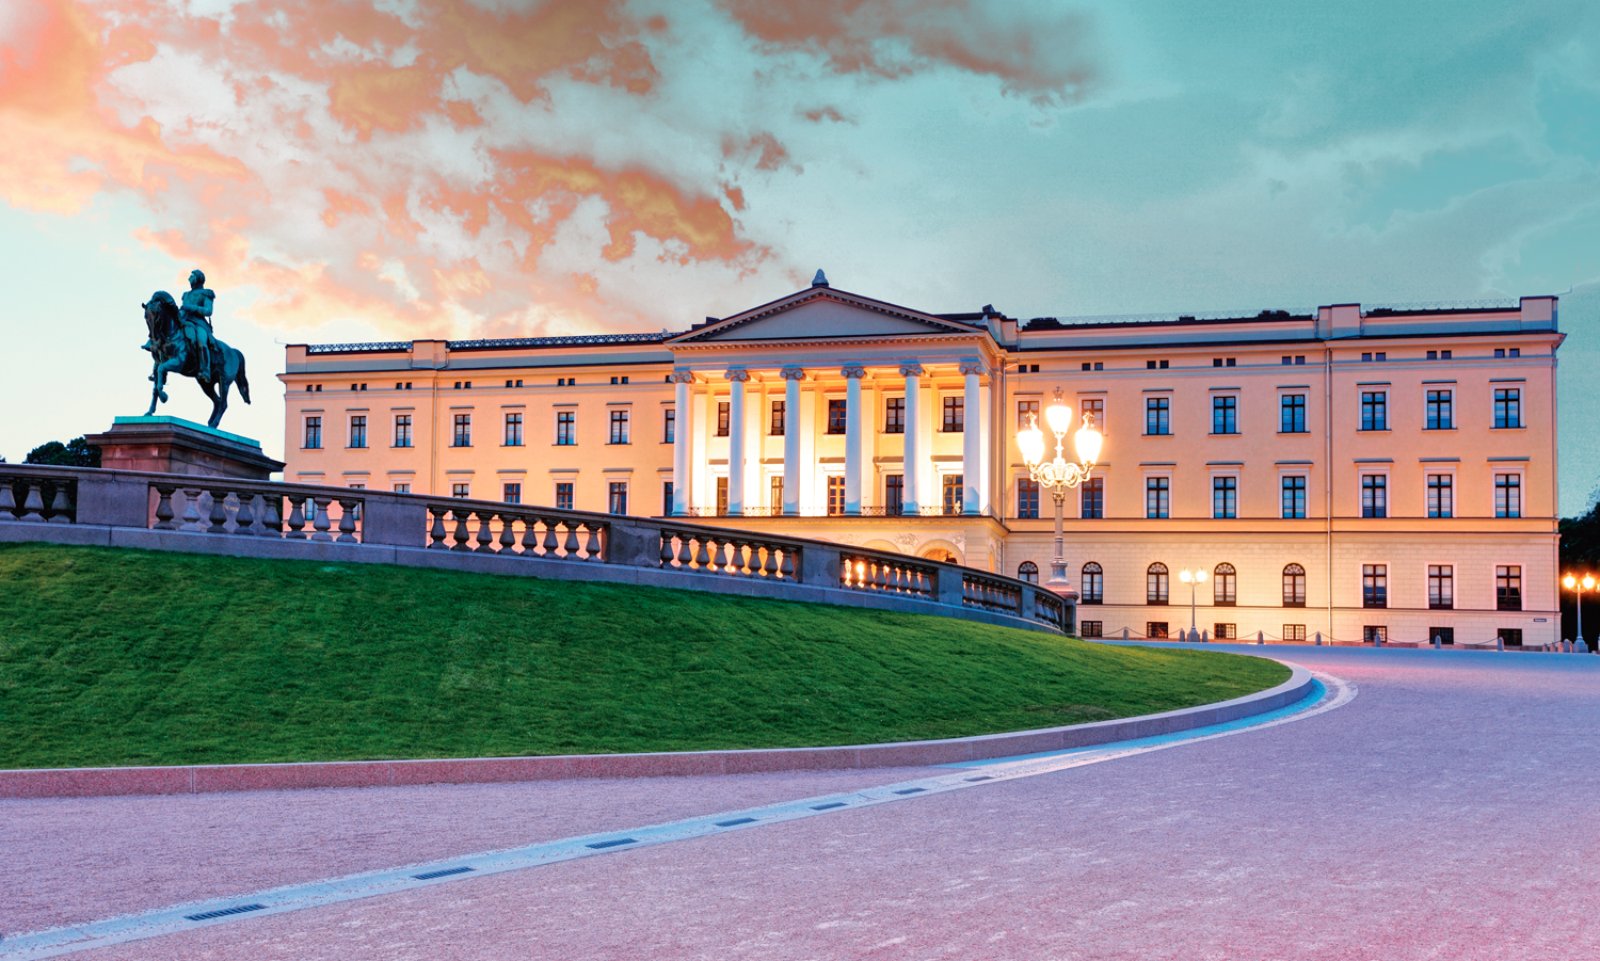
800, 543, 840, 589
359, 494, 429, 548
74, 471, 150, 528
936, 566, 965, 608
1314, 631, 1322, 646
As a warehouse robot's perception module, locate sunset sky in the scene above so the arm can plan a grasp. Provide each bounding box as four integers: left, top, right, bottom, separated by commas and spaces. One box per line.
3, 0, 1597, 511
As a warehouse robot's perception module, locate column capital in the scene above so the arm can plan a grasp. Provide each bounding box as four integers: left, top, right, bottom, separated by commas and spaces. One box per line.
958, 360, 987, 377
899, 362, 924, 377
841, 365, 867, 379
725, 368, 751, 382
670, 369, 696, 384
779, 366, 807, 381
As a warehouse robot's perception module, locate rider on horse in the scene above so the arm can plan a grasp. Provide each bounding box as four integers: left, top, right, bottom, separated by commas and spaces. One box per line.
144, 269, 217, 382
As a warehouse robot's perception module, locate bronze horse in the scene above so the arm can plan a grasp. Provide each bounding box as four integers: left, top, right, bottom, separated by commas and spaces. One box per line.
142, 291, 251, 428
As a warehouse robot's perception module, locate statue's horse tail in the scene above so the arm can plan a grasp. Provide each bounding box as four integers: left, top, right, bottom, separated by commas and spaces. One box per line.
235, 350, 252, 405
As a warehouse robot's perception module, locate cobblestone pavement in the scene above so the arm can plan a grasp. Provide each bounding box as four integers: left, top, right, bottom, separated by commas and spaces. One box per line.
5, 646, 1597, 961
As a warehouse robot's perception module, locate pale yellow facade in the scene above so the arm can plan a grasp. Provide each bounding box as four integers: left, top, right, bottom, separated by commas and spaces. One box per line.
280, 280, 1564, 646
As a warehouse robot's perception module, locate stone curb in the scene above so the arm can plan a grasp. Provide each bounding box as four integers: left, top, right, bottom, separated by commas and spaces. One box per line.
0, 660, 1312, 800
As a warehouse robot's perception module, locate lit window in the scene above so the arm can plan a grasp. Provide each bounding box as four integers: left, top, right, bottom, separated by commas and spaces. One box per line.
942, 396, 964, 432
827, 399, 847, 434
885, 397, 904, 434
1081, 562, 1103, 604
1017, 478, 1040, 519
942, 475, 963, 515
1213, 563, 1237, 605
827, 476, 846, 515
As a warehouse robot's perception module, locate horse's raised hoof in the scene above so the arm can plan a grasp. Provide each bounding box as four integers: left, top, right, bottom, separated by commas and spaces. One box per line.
157, 390, 168, 403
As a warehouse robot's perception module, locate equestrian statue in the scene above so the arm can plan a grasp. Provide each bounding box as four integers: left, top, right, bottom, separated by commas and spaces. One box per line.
142, 269, 251, 429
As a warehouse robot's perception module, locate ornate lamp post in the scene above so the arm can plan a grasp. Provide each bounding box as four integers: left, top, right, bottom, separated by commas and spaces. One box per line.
1178, 567, 1208, 636
1563, 573, 1595, 650
1017, 388, 1103, 594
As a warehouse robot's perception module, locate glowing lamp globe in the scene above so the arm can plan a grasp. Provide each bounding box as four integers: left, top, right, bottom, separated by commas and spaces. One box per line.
1567, 574, 1578, 590
1018, 422, 1045, 466
1074, 421, 1103, 465
1045, 400, 1074, 435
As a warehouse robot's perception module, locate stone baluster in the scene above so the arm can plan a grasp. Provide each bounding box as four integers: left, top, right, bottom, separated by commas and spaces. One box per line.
47, 484, 73, 524
180, 488, 202, 530
520, 517, 542, 555
152, 485, 178, 530
562, 523, 581, 558
207, 489, 230, 534
285, 495, 307, 538
474, 510, 495, 552
694, 535, 712, 571
311, 497, 333, 541
428, 506, 449, 548
584, 524, 602, 560
450, 508, 470, 551
16, 482, 45, 523
499, 514, 517, 553
336, 498, 358, 543
234, 492, 257, 536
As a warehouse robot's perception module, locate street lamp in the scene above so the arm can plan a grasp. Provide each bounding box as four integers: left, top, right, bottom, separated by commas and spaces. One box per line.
1177, 567, 1208, 635
1562, 572, 1595, 650
1017, 388, 1103, 594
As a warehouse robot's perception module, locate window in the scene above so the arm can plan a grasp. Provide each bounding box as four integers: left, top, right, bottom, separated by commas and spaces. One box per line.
1213, 563, 1237, 606
554, 482, 574, 510
884, 397, 904, 434
942, 396, 964, 432
503, 412, 523, 446
304, 415, 322, 449
1495, 473, 1522, 518
1283, 564, 1306, 607
1212, 395, 1238, 434
717, 402, 730, 437
393, 413, 412, 448
1282, 475, 1307, 519
663, 408, 676, 444
1080, 621, 1103, 638
608, 482, 628, 515
1145, 476, 1169, 519
393, 482, 410, 494
1284, 624, 1307, 642
1212, 476, 1237, 519
1498, 628, 1524, 648
884, 474, 903, 515
1429, 565, 1453, 609
1080, 477, 1104, 519
1430, 626, 1455, 646
942, 474, 964, 515
827, 399, 847, 434
1496, 565, 1522, 611
1145, 396, 1170, 435
771, 476, 785, 511
1361, 474, 1387, 518
348, 415, 367, 449
1147, 621, 1170, 639
1426, 390, 1453, 430
1081, 562, 1103, 604
1427, 474, 1453, 518
1017, 561, 1039, 584
608, 375, 630, 385
502, 482, 521, 505
1147, 562, 1169, 605
1017, 399, 1040, 430
663, 481, 674, 515
1214, 623, 1238, 640
827, 475, 846, 515
609, 409, 630, 445
1360, 391, 1387, 431
1493, 388, 1521, 428
715, 477, 729, 516
1364, 626, 1388, 645
556, 411, 576, 446
1363, 564, 1387, 608
451, 413, 471, 447
1017, 478, 1040, 519
1280, 394, 1306, 433
451, 483, 470, 498
770, 400, 786, 436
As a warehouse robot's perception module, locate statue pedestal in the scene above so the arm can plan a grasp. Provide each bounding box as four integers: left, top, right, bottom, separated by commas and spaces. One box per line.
86, 416, 285, 480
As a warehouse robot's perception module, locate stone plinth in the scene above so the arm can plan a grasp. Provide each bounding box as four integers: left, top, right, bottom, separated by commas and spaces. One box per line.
86, 416, 284, 480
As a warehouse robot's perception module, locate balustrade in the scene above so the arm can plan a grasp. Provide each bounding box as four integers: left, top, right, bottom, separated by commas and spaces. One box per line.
659, 528, 796, 579
425, 503, 607, 561
0, 472, 76, 524
839, 552, 936, 599
962, 571, 1024, 615
150, 483, 361, 541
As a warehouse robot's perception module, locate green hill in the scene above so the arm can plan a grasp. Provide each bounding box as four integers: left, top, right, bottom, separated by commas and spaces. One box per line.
0, 543, 1288, 768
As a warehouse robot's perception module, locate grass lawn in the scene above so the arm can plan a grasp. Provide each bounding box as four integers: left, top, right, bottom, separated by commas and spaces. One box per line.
0, 543, 1290, 768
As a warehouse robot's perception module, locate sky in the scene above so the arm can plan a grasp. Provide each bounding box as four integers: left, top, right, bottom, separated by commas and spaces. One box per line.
2, 0, 1597, 512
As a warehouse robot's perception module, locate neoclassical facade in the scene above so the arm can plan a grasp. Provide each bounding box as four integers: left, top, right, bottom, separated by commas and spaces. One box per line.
280, 274, 1563, 646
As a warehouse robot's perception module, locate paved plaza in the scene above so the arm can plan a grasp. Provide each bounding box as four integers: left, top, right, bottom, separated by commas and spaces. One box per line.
3, 645, 1597, 960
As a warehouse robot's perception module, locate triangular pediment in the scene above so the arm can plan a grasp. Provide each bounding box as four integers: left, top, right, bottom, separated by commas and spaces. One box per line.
669, 287, 982, 345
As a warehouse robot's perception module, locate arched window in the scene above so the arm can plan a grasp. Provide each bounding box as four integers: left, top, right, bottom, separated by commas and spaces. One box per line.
1017, 561, 1039, 584
1283, 563, 1307, 607
1147, 562, 1169, 605
1081, 562, 1103, 604
1213, 563, 1237, 606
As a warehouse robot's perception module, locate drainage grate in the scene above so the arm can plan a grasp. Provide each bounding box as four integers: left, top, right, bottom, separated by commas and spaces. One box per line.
893, 788, 927, 795
585, 838, 638, 850
714, 817, 757, 827
810, 802, 847, 811
184, 904, 266, 922
412, 866, 475, 881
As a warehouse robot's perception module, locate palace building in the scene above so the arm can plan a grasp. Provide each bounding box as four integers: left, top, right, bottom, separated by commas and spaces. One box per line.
280, 273, 1563, 647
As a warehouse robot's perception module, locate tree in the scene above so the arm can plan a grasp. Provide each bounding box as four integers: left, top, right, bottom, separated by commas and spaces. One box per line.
24, 436, 101, 468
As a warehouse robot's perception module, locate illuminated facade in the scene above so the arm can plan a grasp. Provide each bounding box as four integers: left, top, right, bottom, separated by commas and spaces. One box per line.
281, 275, 1563, 646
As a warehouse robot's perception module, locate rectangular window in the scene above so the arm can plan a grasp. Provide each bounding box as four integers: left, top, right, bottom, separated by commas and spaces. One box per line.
1211, 395, 1238, 434
765, 475, 780, 511
1080, 476, 1104, 519
1363, 564, 1388, 608
1283, 624, 1307, 642
942, 474, 964, 515
1080, 397, 1104, 430
1212, 476, 1238, 519
1080, 621, 1104, 638
884, 474, 903, 515
663, 481, 674, 515
1081, 564, 1103, 603
942, 396, 964, 432
609, 409, 630, 445
393, 482, 410, 494
663, 407, 675, 444
1282, 475, 1307, 519
1426, 474, 1453, 518
1214, 623, 1238, 640
1364, 626, 1388, 645
1360, 391, 1388, 431
1017, 478, 1040, 519
451, 483, 470, 498
502, 482, 521, 505
1495, 473, 1522, 518
1146, 622, 1169, 639
1497, 565, 1522, 611
1426, 390, 1453, 430
1429, 564, 1454, 609
1145, 476, 1169, 519
555, 410, 576, 446
304, 415, 322, 449
451, 413, 471, 447
714, 477, 729, 516
503, 412, 523, 447
1493, 388, 1522, 428
1145, 396, 1170, 435
1280, 394, 1306, 433
716, 402, 730, 437
554, 481, 574, 510
884, 397, 904, 434
348, 415, 367, 449
1361, 474, 1387, 518
393, 413, 412, 448
1498, 628, 1524, 648
1016, 399, 1040, 430
827, 399, 847, 434
770, 400, 786, 436
608, 482, 628, 515
1430, 626, 1455, 646
827, 475, 846, 516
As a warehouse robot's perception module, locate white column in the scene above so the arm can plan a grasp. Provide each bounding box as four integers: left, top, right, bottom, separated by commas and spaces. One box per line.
781, 367, 804, 515
843, 365, 865, 515
961, 360, 983, 515
726, 368, 748, 515
900, 363, 922, 514
671, 370, 692, 516
978, 379, 992, 515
